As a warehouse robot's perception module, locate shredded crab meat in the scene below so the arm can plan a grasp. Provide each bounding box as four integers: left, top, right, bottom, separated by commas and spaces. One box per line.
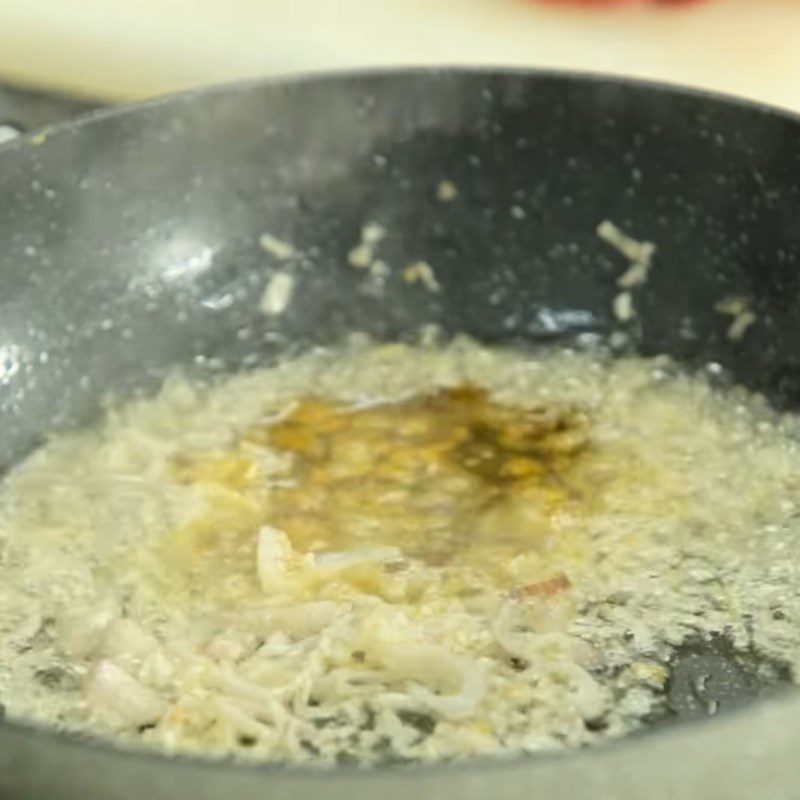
213, 695, 278, 744
85, 660, 167, 730
493, 576, 598, 673
99, 619, 160, 666
310, 547, 401, 569
230, 601, 343, 639
58, 601, 118, 660
375, 643, 488, 720
204, 630, 260, 663
256, 526, 295, 593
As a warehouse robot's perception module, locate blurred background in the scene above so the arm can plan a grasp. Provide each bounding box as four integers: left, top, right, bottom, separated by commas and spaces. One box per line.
0, 0, 798, 128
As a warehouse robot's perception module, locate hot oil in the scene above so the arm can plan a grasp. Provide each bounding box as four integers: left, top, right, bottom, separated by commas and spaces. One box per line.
7, 337, 799, 763
255, 385, 589, 557
162, 385, 617, 603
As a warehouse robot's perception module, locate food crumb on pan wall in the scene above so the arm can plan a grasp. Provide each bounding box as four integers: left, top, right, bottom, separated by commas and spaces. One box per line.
613, 290, 634, 322
597, 220, 655, 326
596, 220, 656, 273
403, 261, 441, 293
259, 271, 295, 315
347, 222, 386, 270
436, 180, 458, 202
715, 296, 757, 341
259, 233, 296, 262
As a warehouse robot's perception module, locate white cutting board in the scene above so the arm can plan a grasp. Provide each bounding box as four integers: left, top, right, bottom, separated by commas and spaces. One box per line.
0, 0, 798, 110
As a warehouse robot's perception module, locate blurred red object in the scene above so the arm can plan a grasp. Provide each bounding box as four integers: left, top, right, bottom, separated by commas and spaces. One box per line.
535, 0, 705, 5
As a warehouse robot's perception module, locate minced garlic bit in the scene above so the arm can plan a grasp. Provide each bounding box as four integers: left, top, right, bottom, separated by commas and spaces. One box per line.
617, 261, 650, 289
727, 312, 757, 341
403, 261, 441, 293
348, 222, 386, 269
597, 220, 656, 272
259, 271, 295, 315
715, 296, 757, 341
715, 296, 749, 316
369, 259, 391, 279
613, 291, 634, 322
258, 233, 296, 261
436, 180, 458, 202
361, 223, 385, 245
347, 243, 374, 269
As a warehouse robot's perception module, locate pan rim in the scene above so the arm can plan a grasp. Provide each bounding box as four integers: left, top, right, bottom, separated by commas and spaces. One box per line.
1, 64, 800, 158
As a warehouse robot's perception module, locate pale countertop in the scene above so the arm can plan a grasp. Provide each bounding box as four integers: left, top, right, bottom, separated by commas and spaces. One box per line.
0, 0, 798, 109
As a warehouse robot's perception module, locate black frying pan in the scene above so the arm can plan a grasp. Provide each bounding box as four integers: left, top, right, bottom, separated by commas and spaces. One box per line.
1, 69, 800, 800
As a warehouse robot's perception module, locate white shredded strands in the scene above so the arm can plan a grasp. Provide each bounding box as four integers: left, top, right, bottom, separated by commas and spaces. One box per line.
2, 338, 800, 767
259, 272, 295, 316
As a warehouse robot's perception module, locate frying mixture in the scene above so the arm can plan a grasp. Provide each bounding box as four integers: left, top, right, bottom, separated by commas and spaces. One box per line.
1, 336, 799, 766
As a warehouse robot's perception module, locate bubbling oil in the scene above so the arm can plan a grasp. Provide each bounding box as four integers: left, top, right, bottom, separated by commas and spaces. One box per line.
166, 384, 626, 603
